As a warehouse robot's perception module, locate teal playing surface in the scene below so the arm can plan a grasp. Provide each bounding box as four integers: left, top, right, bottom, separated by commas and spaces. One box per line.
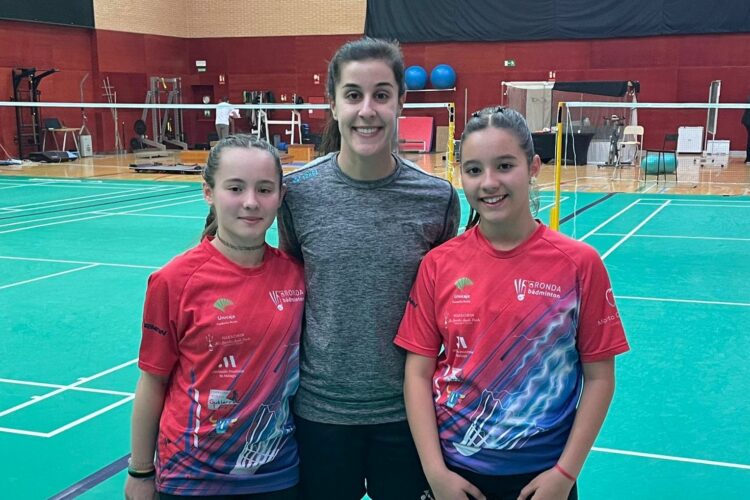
1, 177, 749, 498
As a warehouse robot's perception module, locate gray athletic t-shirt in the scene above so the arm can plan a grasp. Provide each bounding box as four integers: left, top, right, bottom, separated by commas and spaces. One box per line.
278, 153, 460, 424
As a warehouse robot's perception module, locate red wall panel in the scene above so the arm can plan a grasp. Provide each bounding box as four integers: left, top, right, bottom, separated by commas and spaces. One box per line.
3, 20, 750, 158
0, 20, 95, 157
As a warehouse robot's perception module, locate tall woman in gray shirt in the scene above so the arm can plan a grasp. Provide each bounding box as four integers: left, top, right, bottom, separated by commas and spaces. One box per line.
278, 38, 460, 499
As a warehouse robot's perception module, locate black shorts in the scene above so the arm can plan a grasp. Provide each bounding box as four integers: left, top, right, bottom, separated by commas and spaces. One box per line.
295, 416, 429, 500
447, 464, 578, 500
157, 485, 298, 500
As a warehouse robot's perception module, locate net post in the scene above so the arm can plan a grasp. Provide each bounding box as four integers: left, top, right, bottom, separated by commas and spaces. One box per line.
550, 102, 564, 231
446, 102, 456, 184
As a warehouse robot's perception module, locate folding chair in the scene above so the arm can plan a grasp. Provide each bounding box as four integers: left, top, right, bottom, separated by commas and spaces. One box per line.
42, 118, 80, 153
644, 133, 678, 183
616, 125, 644, 168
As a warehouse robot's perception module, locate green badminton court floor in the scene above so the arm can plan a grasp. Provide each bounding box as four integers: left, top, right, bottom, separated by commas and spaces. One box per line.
1, 176, 748, 498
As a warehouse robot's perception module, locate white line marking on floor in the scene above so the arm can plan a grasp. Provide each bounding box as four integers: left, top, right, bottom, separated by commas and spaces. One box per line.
592, 446, 750, 470
0, 264, 98, 290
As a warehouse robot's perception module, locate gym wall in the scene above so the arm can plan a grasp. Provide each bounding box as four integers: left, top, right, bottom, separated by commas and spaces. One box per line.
0, 20, 96, 156
93, 0, 365, 38
4, 3, 750, 156
93, 0, 188, 38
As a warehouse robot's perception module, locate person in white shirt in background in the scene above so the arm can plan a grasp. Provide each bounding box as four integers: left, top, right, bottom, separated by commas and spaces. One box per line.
216, 96, 240, 139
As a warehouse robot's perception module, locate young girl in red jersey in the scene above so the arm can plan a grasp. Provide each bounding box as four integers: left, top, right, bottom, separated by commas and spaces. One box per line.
125, 135, 304, 500
396, 107, 629, 500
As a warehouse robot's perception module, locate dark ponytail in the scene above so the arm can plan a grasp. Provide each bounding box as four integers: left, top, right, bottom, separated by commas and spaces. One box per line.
319, 116, 341, 155
202, 206, 217, 239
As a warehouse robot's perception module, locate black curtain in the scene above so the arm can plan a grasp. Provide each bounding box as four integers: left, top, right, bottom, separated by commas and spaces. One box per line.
0, 0, 94, 28
553, 81, 638, 98
365, 0, 750, 42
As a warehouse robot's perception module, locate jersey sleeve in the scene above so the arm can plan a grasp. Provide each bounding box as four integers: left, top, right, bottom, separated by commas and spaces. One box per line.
576, 249, 630, 362
277, 198, 302, 262
395, 255, 443, 357
138, 271, 180, 376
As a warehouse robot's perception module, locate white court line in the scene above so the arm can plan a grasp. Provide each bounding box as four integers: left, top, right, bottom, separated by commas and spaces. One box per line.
617, 295, 750, 307
538, 201, 556, 212
538, 196, 567, 201
0, 378, 133, 397
638, 202, 750, 208
90, 211, 205, 220
46, 396, 135, 438
0, 426, 50, 438
24, 178, 196, 189
579, 199, 642, 241
0, 183, 53, 191
0, 178, 95, 184
0, 255, 159, 270
0, 177, 194, 190
596, 232, 750, 242
0, 192, 202, 229
592, 446, 750, 470
0, 264, 98, 290
0, 182, 161, 191
0, 201, 177, 229
114, 197, 205, 215
599, 201, 671, 260
0, 359, 137, 418
0, 194, 203, 233
3, 184, 180, 211
635, 197, 750, 204
0, 398, 135, 439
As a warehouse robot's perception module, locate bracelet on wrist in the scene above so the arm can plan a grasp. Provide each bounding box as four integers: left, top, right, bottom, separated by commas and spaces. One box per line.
554, 463, 576, 482
127, 467, 156, 479
127, 457, 155, 478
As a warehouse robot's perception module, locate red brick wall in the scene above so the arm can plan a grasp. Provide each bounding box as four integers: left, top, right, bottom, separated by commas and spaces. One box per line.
3, 18, 750, 156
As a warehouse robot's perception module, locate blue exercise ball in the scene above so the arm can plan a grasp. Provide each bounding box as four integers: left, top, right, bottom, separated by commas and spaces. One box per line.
430, 64, 456, 89
405, 65, 428, 90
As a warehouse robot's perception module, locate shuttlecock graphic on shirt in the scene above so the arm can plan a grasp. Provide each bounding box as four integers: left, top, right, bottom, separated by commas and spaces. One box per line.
213, 298, 234, 312
268, 291, 284, 311
232, 404, 288, 474
514, 279, 527, 301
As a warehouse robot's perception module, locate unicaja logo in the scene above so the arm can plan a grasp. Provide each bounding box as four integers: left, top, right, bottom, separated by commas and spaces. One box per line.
269, 291, 284, 311
214, 298, 234, 312
514, 279, 527, 301
454, 277, 474, 291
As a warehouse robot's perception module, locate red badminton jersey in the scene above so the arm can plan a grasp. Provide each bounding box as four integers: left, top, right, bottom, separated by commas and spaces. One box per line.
396, 224, 629, 475
139, 238, 304, 495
